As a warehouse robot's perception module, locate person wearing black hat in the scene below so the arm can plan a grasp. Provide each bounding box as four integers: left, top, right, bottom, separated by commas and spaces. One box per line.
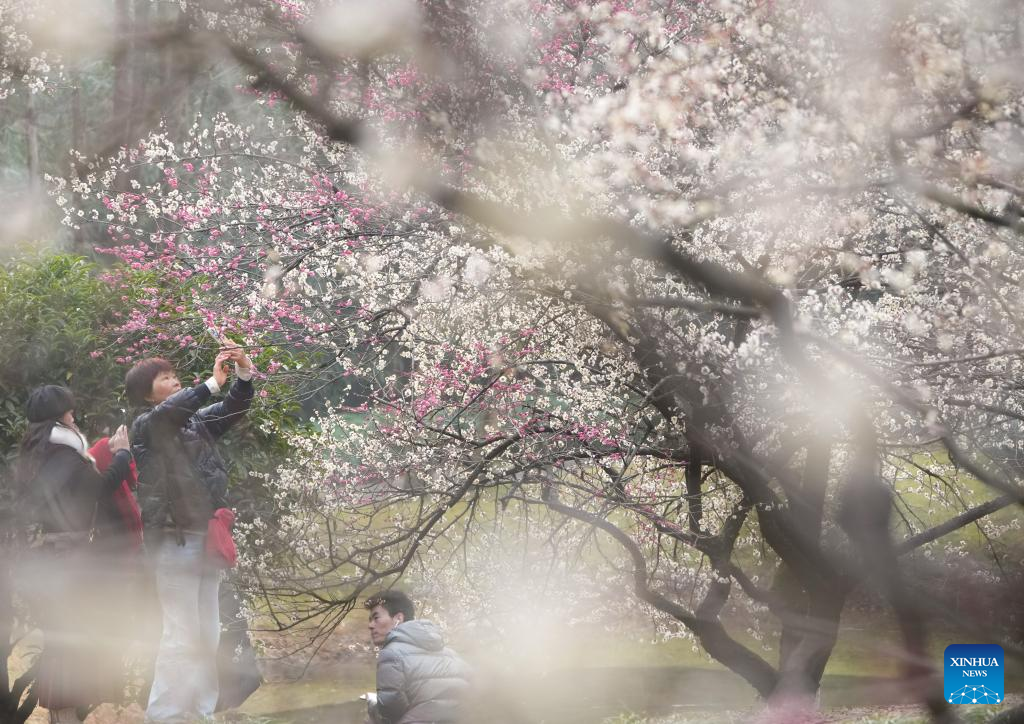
15, 385, 132, 724
18, 385, 131, 534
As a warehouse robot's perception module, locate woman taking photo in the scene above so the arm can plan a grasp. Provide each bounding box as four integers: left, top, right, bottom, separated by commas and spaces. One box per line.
15, 385, 131, 724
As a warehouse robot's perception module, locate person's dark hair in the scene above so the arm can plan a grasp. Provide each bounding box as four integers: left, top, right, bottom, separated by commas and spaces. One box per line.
17, 385, 76, 489
125, 357, 174, 405
364, 590, 415, 621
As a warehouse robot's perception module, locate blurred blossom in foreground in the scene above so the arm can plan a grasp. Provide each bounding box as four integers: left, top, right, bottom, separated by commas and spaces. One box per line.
25, 0, 113, 61
304, 0, 422, 59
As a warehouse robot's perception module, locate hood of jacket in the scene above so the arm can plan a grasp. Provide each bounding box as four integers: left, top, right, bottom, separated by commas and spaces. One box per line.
384, 619, 446, 652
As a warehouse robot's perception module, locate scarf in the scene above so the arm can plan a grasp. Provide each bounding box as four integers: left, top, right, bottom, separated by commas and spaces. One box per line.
49, 423, 94, 463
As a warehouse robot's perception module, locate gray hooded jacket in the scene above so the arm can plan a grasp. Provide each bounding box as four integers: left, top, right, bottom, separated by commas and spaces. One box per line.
373, 620, 471, 724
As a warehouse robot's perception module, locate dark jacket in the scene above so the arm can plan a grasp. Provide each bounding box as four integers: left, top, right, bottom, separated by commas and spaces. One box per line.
27, 442, 132, 538
19, 441, 132, 709
130, 379, 252, 533
374, 620, 471, 724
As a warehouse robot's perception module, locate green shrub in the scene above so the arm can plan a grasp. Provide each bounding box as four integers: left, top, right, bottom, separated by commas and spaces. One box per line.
0, 253, 307, 507
0, 254, 131, 456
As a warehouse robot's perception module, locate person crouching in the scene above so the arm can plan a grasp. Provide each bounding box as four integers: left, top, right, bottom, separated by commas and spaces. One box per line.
364, 590, 471, 724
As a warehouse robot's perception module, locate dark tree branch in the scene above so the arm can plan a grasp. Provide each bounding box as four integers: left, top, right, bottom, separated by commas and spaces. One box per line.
535, 496, 780, 698
898, 495, 1015, 554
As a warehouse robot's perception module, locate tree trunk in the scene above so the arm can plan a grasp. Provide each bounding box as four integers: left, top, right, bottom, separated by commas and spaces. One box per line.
840, 448, 957, 724
70, 71, 86, 252
775, 564, 807, 672
111, 0, 132, 151
24, 94, 40, 198
128, 0, 151, 144
684, 452, 703, 533
773, 441, 843, 699
773, 586, 845, 700
161, 7, 194, 140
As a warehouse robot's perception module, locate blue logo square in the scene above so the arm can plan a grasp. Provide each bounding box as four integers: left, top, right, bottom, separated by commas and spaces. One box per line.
944, 644, 1004, 704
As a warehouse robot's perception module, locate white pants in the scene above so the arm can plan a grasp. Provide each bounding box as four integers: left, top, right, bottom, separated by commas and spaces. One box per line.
146, 532, 221, 722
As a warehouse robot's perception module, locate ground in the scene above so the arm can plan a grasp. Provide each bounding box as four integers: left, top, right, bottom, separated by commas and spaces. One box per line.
12, 608, 1022, 723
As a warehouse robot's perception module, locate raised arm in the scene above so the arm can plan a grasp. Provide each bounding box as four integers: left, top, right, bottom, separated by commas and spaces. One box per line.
145, 382, 215, 429
195, 376, 254, 439
195, 345, 255, 439
97, 425, 133, 493
99, 450, 132, 493
144, 351, 234, 430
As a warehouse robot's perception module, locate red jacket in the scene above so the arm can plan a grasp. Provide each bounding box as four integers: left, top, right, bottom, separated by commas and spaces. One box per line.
89, 437, 143, 551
